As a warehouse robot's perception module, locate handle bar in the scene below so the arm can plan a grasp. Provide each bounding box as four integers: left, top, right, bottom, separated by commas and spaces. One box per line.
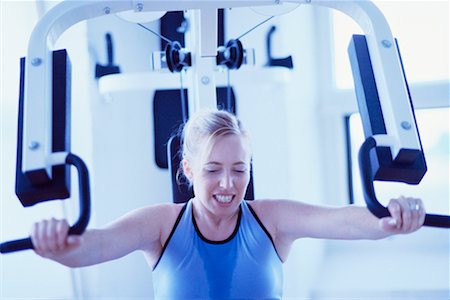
358, 137, 450, 228
0, 153, 91, 253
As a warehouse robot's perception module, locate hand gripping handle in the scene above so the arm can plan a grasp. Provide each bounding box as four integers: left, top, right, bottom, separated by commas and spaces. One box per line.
358, 137, 450, 228
0, 153, 91, 253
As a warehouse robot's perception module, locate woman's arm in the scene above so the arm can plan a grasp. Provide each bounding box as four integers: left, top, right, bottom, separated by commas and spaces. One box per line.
258, 196, 425, 247
31, 204, 175, 267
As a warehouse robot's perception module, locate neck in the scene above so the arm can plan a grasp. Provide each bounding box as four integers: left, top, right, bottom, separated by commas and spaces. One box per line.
192, 198, 240, 230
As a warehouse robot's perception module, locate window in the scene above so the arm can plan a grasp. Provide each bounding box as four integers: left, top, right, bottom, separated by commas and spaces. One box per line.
332, 1, 449, 89
348, 108, 449, 215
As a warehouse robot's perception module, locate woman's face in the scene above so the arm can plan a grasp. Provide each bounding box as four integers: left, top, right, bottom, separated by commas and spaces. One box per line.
185, 134, 251, 217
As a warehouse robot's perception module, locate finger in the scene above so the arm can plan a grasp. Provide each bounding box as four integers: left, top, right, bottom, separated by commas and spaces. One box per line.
409, 198, 421, 231
387, 199, 402, 230
56, 219, 70, 251
400, 198, 413, 232
47, 218, 59, 252
415, 198, 426, 229
31, 222, 42, 254
407, 197, 422, 232
38, 220, 50, 253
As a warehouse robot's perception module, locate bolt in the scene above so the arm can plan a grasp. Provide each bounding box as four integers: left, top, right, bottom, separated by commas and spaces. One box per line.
401, 121, 412, 130
381, 40, 392, 48
31, 58, 42, 66
104, 6, 111, 14
201, 76, 210, 85
28, 141, 40, 150
136, 3, 144, 12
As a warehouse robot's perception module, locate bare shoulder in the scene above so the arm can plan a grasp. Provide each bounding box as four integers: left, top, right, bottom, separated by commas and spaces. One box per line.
122, 202, 186, 251
155, 202, 186, 230
247, 199, 300, 216
246, 199, 278, 214
111, 202, 185, 243
245, 199, 282, 231
246, 199, 314, 229
132, 202, 185, 229
141, 202, 185, 215
110, 202, 186, 266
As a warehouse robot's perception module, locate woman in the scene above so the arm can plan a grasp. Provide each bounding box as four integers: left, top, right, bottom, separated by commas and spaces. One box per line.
31, 109, 425, 299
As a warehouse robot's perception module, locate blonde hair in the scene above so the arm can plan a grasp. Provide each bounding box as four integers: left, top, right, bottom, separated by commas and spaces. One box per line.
179, 109, 250, 182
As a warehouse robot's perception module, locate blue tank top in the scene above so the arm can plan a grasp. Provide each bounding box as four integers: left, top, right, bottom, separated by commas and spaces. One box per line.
152, 199, 283, 300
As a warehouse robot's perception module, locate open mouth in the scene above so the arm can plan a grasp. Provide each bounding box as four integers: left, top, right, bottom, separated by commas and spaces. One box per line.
213, 194, 234, 204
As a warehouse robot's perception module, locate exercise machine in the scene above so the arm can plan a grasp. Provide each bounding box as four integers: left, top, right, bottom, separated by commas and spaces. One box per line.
1, 0, 449, 255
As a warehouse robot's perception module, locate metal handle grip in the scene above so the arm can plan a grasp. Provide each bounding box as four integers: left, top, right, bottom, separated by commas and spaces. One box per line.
358, 137, 450, 228
0, 153, 91, 253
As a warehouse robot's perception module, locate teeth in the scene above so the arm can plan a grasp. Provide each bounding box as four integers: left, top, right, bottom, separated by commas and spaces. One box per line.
215, 195, 233, 203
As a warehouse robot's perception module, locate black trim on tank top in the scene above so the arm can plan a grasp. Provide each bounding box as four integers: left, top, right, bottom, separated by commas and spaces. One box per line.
192, 204, 242, 244
153, 202, 188, 270
247, 201, 283, 262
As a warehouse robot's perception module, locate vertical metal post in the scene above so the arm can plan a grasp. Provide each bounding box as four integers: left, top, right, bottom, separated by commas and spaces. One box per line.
185, 9, 218, 114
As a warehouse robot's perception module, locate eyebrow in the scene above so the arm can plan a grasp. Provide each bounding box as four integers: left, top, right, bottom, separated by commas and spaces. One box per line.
205, 161, 247, 166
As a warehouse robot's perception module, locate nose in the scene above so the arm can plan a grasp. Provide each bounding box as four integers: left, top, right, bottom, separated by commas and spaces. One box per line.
219, 171, 233, 189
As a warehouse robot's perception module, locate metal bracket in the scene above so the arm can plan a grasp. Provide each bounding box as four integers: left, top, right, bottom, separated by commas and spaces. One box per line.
21, 0, 419, 179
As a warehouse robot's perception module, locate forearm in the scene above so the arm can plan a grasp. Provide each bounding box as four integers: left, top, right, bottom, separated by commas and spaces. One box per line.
44, 229, 105, 267
340, 205, 392, 240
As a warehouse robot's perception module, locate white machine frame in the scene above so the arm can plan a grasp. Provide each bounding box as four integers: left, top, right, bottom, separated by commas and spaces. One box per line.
21, 0, 420, 181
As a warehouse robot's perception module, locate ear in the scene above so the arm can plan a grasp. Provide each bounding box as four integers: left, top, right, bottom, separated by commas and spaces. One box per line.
182, 159, 194, 182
